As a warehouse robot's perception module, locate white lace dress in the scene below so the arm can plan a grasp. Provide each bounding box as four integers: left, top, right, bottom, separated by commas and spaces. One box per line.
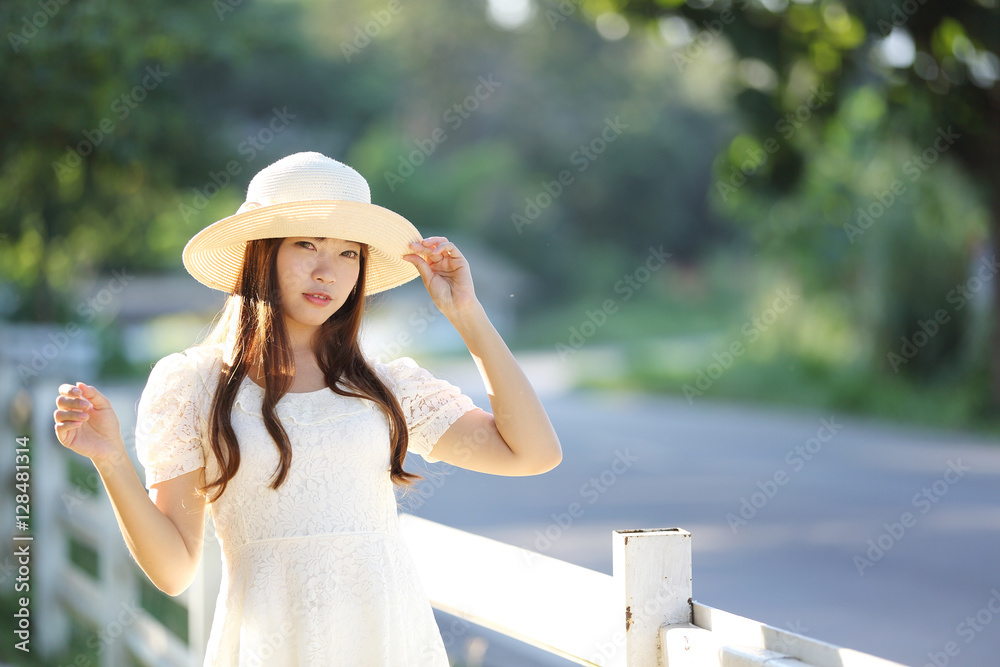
133, 343, 479, 666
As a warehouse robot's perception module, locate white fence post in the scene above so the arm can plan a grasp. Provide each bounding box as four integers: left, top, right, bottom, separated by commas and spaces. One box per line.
189, 517, 222, 666
96, 482, 135, 667
1, 328, 914, 667
613, 527, 692, 667
4, 323, 98, 660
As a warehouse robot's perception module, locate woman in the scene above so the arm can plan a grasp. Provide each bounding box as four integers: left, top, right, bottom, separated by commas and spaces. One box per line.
53, 151, 562, 666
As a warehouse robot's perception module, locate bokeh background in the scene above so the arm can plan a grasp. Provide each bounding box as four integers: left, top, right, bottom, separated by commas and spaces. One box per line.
2, 0, 999, 665
4, 0, 1000, 426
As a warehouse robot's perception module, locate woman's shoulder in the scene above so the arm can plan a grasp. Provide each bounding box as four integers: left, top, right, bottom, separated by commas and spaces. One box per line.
367, 355, 467, 400
367, 354, 423, 384
148, 343, 225, 393
177, 342, 225, 367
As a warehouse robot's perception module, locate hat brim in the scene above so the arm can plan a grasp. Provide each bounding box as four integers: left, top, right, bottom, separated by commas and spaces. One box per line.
182, 200, 423, 295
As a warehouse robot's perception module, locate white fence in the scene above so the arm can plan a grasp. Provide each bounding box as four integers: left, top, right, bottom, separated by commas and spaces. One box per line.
3, 374, 909, 667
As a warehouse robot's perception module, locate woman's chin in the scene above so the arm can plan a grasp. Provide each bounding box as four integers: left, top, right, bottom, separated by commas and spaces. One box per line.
287, 313, 333, 328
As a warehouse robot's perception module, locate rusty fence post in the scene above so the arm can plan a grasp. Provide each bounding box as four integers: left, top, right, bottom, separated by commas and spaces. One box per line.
613, 528, 693, 667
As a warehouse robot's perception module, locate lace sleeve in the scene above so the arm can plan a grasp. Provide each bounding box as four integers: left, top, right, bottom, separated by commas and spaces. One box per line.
380, 357, 479, 463
134, 351, 208, 489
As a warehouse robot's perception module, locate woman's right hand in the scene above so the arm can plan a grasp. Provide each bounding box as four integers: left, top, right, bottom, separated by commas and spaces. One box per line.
54, 382, 124, 463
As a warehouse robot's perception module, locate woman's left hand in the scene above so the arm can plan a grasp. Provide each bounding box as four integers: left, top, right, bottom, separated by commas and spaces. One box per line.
402, 237, 480, 318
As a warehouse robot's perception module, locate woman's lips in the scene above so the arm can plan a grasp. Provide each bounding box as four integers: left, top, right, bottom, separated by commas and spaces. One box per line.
303, 293, 331, 306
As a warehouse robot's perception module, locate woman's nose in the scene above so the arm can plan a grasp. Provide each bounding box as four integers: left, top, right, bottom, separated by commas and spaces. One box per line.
312, 255, 337, 282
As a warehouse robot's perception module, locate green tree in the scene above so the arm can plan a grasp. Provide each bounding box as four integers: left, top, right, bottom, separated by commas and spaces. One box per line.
0, 0, 342, 323
605, 0, 1000, 408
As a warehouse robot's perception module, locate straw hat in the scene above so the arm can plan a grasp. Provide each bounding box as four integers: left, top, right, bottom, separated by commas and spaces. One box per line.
182, 151, 422, 295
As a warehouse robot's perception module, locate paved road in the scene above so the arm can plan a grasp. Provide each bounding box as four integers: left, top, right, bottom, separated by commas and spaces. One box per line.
409, 368, 1000, 667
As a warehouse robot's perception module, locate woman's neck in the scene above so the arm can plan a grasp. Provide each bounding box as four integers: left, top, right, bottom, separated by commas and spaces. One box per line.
245, 353, 328, 393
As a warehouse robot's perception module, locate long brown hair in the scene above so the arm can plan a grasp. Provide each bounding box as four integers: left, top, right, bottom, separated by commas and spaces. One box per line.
189, 237, 423, 504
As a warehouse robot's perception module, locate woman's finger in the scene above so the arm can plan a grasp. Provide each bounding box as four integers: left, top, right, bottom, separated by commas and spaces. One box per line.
404, 252, 434, 282
55, 421, 80, 438
427, 242, 460, 264
54, 408, 88, 422
59, 383, 84, 397
56, 394, 92, 411
410, 238, 448, 254
431, 241, 458, 255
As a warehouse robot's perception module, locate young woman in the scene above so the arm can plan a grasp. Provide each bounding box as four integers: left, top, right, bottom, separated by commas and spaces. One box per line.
52, 152, 562, 666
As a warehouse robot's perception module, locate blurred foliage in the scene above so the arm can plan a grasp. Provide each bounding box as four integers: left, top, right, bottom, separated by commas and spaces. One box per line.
1, 0, 315, 317
1, 0, 731, 313
1, 0, 998, 422
606, 0, 999, 409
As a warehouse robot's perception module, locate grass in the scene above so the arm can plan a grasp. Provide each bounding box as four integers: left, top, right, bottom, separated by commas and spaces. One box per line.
596, 343, 1000, 437
499, 252, 1000, 439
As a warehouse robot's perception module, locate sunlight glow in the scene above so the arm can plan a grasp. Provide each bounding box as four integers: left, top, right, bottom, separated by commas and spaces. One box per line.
658, 16, 695, 47
876, 28, 916, 68
596, 12, 630, 41
739, 58, 779, 91
968, 50, 1000, 87
486, 0, 534, 31
760, 0, 790, 13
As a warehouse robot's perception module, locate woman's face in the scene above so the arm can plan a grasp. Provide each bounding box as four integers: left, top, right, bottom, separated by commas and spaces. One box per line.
274, 237, 362, 328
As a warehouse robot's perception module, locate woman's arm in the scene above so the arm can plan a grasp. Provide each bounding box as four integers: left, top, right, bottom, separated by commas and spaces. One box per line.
403, 238, 563, 476
55, 383, 205, 596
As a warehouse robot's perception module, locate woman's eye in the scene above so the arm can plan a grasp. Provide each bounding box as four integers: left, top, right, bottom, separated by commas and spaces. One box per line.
296, 241, 315, 250
343, 250, 359, 258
